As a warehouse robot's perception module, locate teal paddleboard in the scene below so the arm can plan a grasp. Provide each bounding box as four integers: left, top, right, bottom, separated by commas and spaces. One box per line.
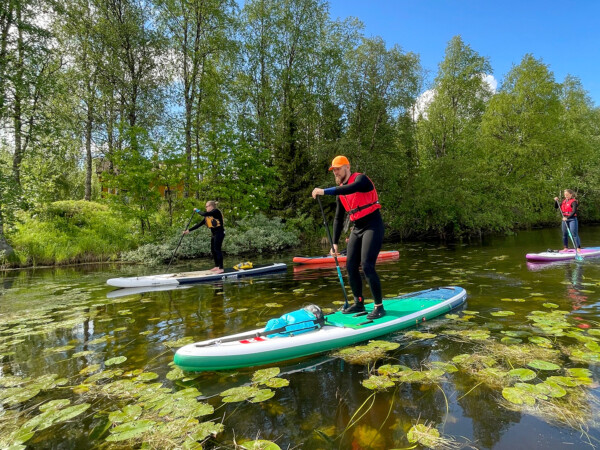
174, 286, 467, 372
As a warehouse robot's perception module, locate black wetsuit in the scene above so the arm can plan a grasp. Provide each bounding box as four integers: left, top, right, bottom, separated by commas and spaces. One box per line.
328, 175, 384, 304
189, 209, 225, 269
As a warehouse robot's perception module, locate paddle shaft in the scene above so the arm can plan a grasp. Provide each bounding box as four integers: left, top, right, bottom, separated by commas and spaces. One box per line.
167, 210, 197, 271
555, 199, 582, 261
317, 196, 350, 309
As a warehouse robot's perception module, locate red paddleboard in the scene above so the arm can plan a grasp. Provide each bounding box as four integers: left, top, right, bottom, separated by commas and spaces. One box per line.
293, 250, 399, 265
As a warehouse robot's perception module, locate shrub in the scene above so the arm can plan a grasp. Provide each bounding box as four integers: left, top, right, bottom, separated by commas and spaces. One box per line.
122, 214, 300, 265
9, 200, 138, 266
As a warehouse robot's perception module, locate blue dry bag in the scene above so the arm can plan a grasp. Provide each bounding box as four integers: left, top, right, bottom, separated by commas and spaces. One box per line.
263, 305, 324, 338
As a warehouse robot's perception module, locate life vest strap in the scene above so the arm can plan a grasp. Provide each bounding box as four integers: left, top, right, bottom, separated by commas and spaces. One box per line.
348, 201, 380, 215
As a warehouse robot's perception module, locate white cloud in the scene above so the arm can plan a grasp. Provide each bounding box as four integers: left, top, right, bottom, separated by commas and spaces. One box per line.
412, 73, 498, 121
412, 89, 435, 120
482, 74, 498, 92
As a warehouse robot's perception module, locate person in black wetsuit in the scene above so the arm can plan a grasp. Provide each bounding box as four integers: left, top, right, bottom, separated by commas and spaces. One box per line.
311, 155, 386, 320
183, 201, 225, 273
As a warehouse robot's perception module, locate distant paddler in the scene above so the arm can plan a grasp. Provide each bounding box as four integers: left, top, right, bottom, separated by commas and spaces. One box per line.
183, 201, 225, 273
554, 189, 582, 253
311, 155, 386, 319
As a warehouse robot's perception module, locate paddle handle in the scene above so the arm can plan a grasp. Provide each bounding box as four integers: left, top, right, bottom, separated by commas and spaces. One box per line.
167, 210, 197, 271
317, 196, 349, 309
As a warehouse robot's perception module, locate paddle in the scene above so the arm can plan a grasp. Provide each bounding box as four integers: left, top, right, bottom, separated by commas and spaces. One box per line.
317, 196, 350, 310
167, 210, 197, 271
555, 198, 583, 262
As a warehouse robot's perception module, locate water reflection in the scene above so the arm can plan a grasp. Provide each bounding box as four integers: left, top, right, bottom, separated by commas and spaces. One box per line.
1, 229, 600, 448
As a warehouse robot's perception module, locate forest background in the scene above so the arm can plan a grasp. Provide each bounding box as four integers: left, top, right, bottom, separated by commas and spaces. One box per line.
1, 0, 599, 267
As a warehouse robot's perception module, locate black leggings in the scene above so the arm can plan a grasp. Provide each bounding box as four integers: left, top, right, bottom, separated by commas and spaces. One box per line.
346, 215, 384, 304
211, 231, 225, 269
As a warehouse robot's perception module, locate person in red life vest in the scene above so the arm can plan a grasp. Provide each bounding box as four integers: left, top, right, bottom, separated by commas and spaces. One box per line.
183, 200, 225, 273
311, 155, 386, 319
554, 189, 581, 252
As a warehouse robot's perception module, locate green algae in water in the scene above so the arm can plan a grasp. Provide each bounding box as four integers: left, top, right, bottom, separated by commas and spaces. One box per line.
163, 337, 195, 348
333, 340, 400, 365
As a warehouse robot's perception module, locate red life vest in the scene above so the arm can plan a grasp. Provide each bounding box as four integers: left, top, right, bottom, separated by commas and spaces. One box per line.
339, 173, 381, 221
560, 198, 577, 217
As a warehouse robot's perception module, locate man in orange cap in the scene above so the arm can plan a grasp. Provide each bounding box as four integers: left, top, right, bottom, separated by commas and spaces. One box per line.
312, 155, 385, 319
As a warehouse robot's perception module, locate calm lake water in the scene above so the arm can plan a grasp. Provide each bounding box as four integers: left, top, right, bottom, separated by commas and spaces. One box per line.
1, 226, 600, 449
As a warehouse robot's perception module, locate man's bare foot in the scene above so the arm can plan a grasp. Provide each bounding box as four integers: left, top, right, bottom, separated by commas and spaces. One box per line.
209, 267, 219, 272
213, 268, 224, 274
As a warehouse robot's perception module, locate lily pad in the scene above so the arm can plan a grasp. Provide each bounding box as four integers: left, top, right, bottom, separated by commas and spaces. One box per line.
39, 399, 71, 412
79, 364, 101, 375
239, 440, 281, 450
404, 331, 437, 339
536, 380, 567, 398
249, 389, 275, 403
106, 419, 156, 442
407, 424, 441, 447
134, 372, 159, 382
529, 336, 553, 348
377, 364, 410, 376
252, 368, 280, 384
429, 361, 458, 373
72, 350, 95, 358
264, 378, 289, 388
508, 368, 536, 381
527, 360, 560, 371
502, 386, 536, 406
501, 337, 522, 344
221, 386, 261, 403
109, 404, 142, 423
105, 356, 127, 366
362, 375, 395, 391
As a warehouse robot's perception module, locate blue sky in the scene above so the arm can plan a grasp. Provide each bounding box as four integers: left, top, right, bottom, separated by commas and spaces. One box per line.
327, 0, 600, 106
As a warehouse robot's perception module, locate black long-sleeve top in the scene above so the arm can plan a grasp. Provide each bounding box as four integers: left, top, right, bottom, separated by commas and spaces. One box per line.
189, 208, 224, 235
325, 174, 381, 243
555, 199, 578, 219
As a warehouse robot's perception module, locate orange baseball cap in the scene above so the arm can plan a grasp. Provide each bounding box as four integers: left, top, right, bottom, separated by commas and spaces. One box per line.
329, 155, 350, 170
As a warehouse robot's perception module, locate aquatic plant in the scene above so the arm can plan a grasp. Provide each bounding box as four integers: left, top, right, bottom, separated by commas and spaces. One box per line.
332, 340, 400, 365
406, 422, 461, 449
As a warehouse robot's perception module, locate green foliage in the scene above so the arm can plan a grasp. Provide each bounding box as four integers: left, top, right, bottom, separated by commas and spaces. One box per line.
2, 0, 600, 257
123, 214, 300, 264
9, 200, 138, 266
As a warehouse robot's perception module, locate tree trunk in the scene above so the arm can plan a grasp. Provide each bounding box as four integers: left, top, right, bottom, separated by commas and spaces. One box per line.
0, 0, 14, 118
84, 99, 94, 200
11, 3, 23, 186
0, 208, 14, 258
